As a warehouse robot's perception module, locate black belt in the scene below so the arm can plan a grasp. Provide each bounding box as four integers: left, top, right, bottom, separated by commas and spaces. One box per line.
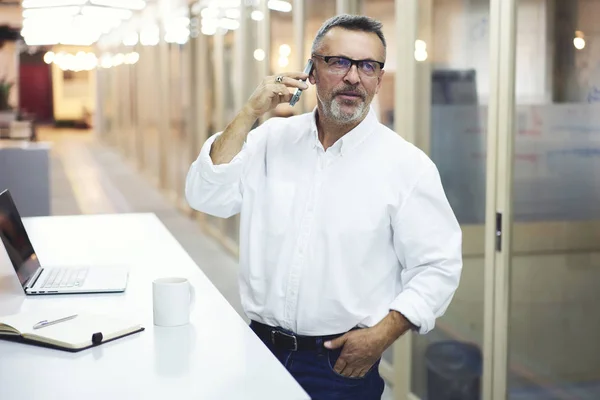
251, 320, 345, 352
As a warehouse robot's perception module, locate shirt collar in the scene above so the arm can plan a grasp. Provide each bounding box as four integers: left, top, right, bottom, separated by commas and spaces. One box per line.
307, 106, 378, 156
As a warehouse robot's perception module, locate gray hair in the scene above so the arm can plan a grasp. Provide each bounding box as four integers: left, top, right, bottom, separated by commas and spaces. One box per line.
311, 14, 387, 58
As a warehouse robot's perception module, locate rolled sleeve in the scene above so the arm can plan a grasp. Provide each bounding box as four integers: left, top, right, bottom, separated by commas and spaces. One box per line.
186, 120, 272, 218
390, 161, 463, 334
195, 132, 248, 185
389, 288, 436, 334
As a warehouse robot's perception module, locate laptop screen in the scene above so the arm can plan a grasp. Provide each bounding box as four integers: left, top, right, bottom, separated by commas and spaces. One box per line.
0, 189, 41, 286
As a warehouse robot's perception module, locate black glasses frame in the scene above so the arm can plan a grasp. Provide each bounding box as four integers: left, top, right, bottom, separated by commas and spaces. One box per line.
312, 54, 385, 73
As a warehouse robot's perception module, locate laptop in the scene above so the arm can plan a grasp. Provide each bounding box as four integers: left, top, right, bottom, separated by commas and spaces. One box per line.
0, 189, 129, 295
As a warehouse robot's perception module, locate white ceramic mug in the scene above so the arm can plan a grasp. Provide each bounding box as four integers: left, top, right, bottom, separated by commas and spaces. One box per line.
152, 277, 196, 327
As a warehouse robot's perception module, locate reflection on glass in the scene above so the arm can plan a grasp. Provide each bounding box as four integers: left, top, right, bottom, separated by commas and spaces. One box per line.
508, 0, 600, 398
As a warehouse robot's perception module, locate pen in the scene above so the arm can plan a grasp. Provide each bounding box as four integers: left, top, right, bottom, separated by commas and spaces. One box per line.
33, 314, 78, 330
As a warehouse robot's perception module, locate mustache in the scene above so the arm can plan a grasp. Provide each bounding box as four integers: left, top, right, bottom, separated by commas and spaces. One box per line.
333, 87, 366, 99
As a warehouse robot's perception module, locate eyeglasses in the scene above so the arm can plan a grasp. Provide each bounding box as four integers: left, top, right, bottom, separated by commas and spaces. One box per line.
312, 54, 384, 77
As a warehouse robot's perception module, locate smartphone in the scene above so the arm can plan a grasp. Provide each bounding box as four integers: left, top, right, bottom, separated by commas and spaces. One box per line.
289, 59, 314, 107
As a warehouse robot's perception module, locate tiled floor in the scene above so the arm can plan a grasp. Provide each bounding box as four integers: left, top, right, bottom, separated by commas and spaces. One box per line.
40, 126, 395, 400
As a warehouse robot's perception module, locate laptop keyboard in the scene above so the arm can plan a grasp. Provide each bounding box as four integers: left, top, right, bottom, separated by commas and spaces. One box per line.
41, 268, 89, 289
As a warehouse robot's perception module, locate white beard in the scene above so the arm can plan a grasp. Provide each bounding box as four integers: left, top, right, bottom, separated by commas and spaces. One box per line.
328, 97, 366, 123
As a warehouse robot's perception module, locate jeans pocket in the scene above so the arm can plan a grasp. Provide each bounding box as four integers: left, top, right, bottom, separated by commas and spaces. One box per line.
326, 348, 376, 381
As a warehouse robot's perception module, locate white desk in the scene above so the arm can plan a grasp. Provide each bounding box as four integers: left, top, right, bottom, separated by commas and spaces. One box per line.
0, 213, 309, 400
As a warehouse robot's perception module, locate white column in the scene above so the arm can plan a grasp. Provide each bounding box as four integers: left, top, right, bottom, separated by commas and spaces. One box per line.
293, 0, 306, 112
484, 0, 517, 398
157, 30, 171, 189
192, 26, 208, 154
392, 0, 418, 399
336, 0, 361, 14
235, 0, 257, 112
214, 31, 226, 131
259, 0, 272, 79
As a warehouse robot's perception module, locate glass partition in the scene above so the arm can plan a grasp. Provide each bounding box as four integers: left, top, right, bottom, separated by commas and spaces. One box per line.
411, 0, 490, 398
507, 1, 600, 398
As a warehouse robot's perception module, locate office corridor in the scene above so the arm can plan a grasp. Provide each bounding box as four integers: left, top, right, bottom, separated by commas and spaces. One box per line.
39, 126, 245, 321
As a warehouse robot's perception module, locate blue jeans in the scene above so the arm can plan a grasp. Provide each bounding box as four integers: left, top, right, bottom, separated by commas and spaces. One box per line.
250, 322, 385, 400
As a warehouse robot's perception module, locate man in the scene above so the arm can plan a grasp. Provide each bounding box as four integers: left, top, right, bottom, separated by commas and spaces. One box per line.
186, 14, 462, 400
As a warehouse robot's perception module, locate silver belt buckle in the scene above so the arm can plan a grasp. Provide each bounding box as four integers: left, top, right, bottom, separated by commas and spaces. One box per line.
271, 330, 298, 351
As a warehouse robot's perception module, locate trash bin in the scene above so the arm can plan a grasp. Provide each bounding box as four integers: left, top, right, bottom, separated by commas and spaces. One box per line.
425, 340, 482, 400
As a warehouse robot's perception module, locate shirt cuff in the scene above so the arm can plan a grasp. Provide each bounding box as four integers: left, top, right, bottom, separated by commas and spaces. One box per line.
196, 132, 247, 185
389, 289, 436, 334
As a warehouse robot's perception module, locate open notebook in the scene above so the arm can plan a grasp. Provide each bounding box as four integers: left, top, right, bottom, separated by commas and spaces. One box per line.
0, 309, 144, 352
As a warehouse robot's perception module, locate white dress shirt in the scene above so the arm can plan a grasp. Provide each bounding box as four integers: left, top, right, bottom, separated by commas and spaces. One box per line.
185, 107, 462, 336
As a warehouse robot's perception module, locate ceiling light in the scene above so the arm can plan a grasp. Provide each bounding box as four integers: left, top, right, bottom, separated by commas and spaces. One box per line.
251, 11, 264, 21
165, 29, 190, 45
23, 6, 81, 18
218, 0, 241, 7
123, 32, 139, 46
124, 52, 140, 65
140, 25, 160, 46
279, 44, 291, 57
81, 6, 132, 19
201, 25, 217, 36
201, 18, 219, 29
574, 31, 585, 50
254, 49, 265, 61
191, 3, 202, 15
26, 38, 59, 46
278, 56, 289, 67
43, 52, 55, 64
100, 54, 112, 68
22, 0, 86, 8
225, 9, 240, 19
112, 53, 125, 67
90, 0, 146, 10
219, 18, 239, 30
268, 0, 292, 12
201, 8, 219, 19
414, 49, 428, 62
